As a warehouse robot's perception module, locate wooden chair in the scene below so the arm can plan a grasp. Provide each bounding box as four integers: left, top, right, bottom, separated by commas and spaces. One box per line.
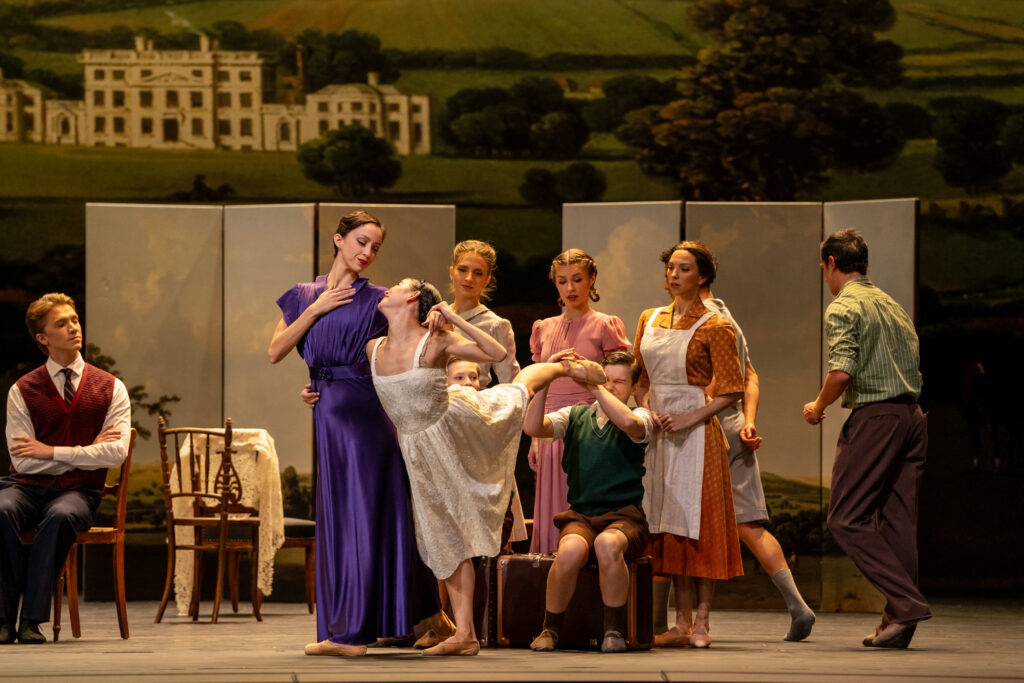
242, 520, 315, 615
154, 417, 262, 624
19, 428, 137, 641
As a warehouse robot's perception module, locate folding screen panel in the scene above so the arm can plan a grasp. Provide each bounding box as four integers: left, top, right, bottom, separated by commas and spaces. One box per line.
224, 204, 316, 472
86, 203, 224, 454
317, 204, 456, 296
562, 201, 683, 337
685, 202, 824, 608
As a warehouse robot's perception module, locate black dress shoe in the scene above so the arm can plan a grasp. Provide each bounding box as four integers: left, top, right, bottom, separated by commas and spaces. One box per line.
0, 622, 14, 644
17, 621, 46, 644
867, 622, 916, 649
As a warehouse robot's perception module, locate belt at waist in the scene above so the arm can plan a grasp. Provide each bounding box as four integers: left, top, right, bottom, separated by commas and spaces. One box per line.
860, 394, 918, 407
309, 362, 371, 381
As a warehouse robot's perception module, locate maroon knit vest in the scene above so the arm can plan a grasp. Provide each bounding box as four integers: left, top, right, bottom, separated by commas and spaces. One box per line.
11, 362, 116, 491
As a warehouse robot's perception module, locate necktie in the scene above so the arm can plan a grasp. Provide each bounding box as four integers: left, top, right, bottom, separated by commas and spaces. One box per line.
61, 368, 76, 405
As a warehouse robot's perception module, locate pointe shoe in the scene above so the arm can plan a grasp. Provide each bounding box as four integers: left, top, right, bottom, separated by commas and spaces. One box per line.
303, 639, 368, 656
561, 358, 607, 385
530, 628, 558, 652
421, 638, 480, 656
689, 625, 711, 648
653, 626, 690, 648
414, 628, 447, 649
866, 622, 916, 649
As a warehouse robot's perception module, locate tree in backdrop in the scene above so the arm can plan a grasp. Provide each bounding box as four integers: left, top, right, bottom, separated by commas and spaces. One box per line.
281, 29, 399, 92
442, 76, 589, 158
581, 75, 677, 132
298, 126, 402, 197
520, 162, 607, 210
617, 0, 905, 200
932, 97, 1012, 195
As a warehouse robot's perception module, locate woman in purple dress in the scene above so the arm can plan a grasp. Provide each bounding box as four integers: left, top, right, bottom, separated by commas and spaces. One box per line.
269, 211, 446, 657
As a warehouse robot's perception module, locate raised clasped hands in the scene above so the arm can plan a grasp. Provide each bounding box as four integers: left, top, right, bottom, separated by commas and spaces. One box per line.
423, 301, 456, 332
310, 283, 356, 316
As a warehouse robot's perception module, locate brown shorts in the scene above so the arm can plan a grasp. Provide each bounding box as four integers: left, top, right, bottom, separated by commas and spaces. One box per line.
553, 504, 650, 562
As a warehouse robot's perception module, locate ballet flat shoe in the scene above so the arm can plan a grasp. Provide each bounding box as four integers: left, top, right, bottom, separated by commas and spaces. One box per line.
689, 625, 711, 648
530, 629, 558, 652
421, 638, 480, 656
414, 629, 447, 649
303, 640, 368, 656
653, 626, 690, 648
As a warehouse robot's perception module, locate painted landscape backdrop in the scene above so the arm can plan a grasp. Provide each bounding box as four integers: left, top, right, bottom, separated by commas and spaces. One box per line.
1, 0, 1021, 599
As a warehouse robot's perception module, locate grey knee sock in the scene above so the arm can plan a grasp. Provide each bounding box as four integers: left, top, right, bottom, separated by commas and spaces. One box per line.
771, 569, 815, 641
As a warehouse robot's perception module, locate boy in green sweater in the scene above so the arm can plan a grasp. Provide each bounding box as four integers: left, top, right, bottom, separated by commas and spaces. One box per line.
523, 351, 654, 653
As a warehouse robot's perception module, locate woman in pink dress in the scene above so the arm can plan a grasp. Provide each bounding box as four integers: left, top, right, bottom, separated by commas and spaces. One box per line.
528, 249, 631, 554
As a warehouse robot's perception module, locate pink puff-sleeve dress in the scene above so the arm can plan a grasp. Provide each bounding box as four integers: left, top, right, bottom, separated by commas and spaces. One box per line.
528, 310, 630, 553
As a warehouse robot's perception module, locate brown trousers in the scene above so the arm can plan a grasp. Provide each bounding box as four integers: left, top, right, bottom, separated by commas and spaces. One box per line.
827, 400, 931, 625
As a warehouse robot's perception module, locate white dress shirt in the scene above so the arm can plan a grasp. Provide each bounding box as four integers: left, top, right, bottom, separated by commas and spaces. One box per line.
5, 353, 131, 474
547, 401, 655, 444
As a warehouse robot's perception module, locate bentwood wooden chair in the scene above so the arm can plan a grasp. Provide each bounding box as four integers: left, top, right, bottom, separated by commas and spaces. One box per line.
154, 417, 262, 624
20, 428, 137, 641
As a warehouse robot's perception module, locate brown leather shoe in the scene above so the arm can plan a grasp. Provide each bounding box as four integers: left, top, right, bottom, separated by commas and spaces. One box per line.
303, 640, 368, 656
421, 638, 480, 656
653, 626, 690, 648
867, 622, 916, 649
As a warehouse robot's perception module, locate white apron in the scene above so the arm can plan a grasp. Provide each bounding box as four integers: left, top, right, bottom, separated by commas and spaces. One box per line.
640, 306, 716, 539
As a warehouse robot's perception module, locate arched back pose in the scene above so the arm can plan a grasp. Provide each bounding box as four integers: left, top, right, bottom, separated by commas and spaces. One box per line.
369, 278, 606, 656
634, 241, 744, 649
269, 211, 446, 657
528, 249, 630, 554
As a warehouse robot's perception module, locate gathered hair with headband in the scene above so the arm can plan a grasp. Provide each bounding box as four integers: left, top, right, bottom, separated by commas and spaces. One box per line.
549, 248, 600, 307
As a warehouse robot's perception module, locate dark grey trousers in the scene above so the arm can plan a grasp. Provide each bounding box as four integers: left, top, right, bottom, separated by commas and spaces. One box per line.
0, 479, 99, 623
827, 401, 931, 625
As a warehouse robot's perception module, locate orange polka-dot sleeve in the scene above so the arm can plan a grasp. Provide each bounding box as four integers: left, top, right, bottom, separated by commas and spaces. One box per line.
705, 319, 744, 398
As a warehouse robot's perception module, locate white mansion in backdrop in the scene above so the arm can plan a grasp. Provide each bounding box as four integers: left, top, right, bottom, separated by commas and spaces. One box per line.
0, 35, 430, 155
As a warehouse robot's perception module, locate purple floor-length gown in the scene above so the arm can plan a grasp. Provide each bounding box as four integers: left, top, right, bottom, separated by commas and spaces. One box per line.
277, 275, 439, 645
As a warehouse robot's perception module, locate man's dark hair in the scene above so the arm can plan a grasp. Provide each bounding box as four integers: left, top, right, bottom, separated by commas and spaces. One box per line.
602, 350, 641, 384
821, 228, 869, 274
404, 278, 442, 323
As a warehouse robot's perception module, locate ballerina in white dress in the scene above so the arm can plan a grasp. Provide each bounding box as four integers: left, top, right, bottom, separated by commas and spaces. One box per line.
368, 277, 606, 656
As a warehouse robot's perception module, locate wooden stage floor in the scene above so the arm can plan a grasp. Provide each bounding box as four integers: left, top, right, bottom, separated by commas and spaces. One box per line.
0, 597, 1020, 682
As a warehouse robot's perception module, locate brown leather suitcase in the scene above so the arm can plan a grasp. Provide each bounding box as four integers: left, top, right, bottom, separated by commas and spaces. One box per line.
472, 555, 500, 647
493, 554, 652, 650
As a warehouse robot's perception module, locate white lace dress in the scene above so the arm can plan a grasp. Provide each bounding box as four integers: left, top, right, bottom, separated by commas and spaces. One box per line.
370, 334, 528, 579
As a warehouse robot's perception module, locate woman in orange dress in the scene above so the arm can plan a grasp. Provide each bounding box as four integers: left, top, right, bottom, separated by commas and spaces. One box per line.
634, 241, 744, 649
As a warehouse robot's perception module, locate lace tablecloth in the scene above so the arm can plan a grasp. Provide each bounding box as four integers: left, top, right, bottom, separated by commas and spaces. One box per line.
171, 428, 285, 615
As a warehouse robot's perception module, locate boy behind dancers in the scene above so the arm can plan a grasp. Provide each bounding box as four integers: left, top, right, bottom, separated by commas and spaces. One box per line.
523, 351, 654, 653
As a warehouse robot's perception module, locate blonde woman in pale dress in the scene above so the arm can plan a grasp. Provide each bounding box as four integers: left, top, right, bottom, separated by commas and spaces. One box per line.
369, 278, 606, 656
